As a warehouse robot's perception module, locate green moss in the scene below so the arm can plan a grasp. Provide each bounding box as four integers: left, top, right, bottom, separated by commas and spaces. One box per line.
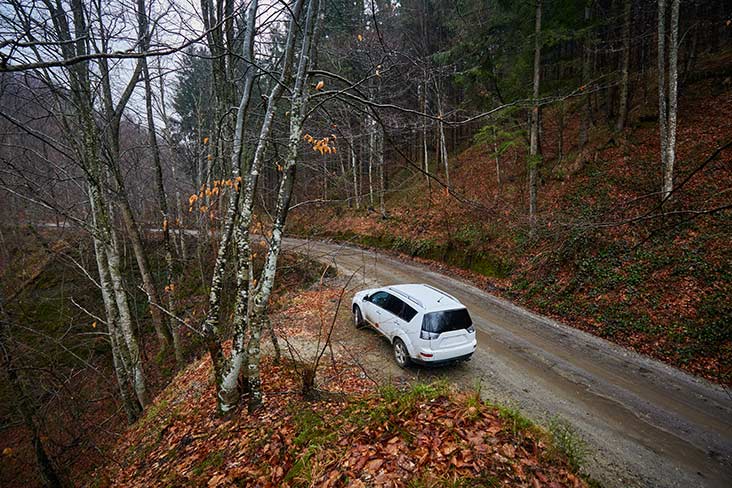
193, 450, 225, 476
293, 409, 336, 448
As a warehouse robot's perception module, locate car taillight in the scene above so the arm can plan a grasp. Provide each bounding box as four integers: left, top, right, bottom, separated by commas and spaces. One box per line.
467, 324, 475, 333
420, 330, 440, 340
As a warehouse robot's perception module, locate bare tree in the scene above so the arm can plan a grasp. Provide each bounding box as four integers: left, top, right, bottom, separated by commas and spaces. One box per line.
0, 292, 63, 488
245, 0, 321, 413
136, 0, 183, 364
579, 2, 593, 148
529, 0, 543, 234
658, 0, 681, 201
616, 0, 632, 131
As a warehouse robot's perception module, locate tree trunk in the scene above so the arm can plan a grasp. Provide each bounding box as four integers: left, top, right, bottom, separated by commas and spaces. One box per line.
155, 59, 189, 263
368, 115, 375, 207
436, 88, 449, 188
579, 3, 592, 148
247, 0, 320, 413
616, 0, 632, 131
92, 232, 141, 422
93, 2, 170, 355
136, 0, 182, 364
210, 0, 303, 413
87, 151, 149, 409
658, 0, 680, 201
658, 0, 668, 188
557, 102, 565, 162
1, 296, 63, 488
338, 145, 349, 206
105, 208, 148, 407
662, 0, 681, 201
421, 80, 430, 187
378, 125, 386, 216
351, 135, 360, 209
492, 127, 501, 189
529, 0, 542, 235
116, 195, 173, 350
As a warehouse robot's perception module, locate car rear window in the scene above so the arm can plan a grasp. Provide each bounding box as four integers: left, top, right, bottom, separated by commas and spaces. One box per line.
422, 308, 473, 334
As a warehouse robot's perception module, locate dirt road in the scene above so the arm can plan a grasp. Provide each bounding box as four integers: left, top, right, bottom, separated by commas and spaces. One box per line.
283, 237, 732, 488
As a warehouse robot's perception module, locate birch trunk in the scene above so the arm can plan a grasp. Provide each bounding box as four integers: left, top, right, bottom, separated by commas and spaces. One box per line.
211, 0, 304, 413
579, 4, 592, 148
662, 0, 681, 200
529, 0, 542, 235
368, 116, 375, 207
351, 136, 360, 209
247, 0, 320, 413
617, 0, 632, 131
435, 84, 449, 188
105, 204, 148, 407
378, 125, 386, 216
92, 231, 141, 422
213, 0, 263, 412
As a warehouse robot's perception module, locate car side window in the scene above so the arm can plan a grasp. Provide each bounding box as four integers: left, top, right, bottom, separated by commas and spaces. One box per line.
400, 303, 417, 322
383, 294, 405, 317
369, 291, 390, 309
371, 292, 417, 323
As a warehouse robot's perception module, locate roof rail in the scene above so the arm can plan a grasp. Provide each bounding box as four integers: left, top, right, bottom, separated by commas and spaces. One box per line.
388, 287, 424, 309
423, 284, 459, 304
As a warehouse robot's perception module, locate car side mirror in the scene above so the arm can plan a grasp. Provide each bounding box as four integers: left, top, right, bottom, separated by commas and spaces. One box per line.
363, 294, 370, 302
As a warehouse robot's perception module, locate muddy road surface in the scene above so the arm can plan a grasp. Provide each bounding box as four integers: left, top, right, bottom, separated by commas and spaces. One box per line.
283, 238, 732, 488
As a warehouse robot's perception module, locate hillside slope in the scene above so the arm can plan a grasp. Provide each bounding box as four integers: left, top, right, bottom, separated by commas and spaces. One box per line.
289, 75, 732, 385
93, 285, 589, 488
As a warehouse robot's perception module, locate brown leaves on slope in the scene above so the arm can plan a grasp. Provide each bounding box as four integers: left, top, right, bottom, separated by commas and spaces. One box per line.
96, 354, 585, 488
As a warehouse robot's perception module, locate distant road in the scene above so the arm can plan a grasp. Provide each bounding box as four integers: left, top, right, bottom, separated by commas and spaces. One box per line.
283, 237, 732, 488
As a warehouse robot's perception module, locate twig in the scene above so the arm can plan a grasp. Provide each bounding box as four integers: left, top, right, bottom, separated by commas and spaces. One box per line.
136, 285, 204, 337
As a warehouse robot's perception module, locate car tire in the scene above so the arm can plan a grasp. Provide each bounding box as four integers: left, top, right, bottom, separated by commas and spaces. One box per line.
393, 338, 411, 368
353, 305, 364, 329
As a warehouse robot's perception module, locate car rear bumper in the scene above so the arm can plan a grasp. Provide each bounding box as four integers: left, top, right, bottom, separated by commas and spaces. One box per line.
411, 339, 477, 365
411, 352, 473, 366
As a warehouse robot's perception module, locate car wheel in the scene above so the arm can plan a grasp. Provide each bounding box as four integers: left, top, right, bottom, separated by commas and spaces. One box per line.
353, 305, 364, 329
393, 338, 410, 368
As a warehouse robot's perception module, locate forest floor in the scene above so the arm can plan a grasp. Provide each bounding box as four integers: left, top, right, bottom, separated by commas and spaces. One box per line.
0, 230, 319, 487
92, 280, 591, 488
288, 73, 732, 386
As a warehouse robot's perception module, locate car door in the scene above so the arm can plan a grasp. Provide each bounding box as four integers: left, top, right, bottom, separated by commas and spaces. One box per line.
380, 295, 407, 340
364, 291, 390, 333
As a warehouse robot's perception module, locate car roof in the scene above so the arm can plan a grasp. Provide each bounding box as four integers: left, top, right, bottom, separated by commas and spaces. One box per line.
384, 284, 463, 312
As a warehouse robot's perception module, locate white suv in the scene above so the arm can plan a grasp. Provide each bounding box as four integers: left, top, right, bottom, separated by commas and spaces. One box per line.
352, 283, 477, 367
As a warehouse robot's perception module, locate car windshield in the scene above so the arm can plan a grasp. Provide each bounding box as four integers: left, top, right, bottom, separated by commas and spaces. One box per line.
422, 308, 473, 334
